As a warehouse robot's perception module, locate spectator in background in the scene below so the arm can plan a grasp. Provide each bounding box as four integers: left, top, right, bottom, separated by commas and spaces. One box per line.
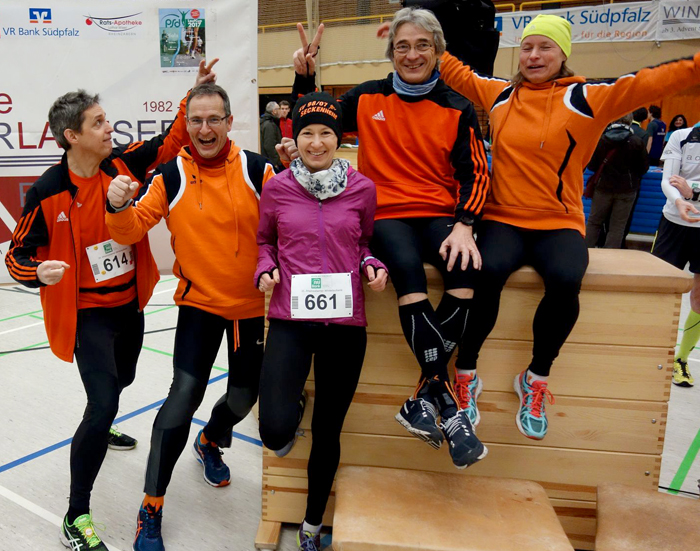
260, 101, 282, 165
631, 107, 650, 143
647, 105, 667, 165
279, 99, 293, 139
585, 114, 649, 249
665, 113, 688, 143
651, 123, 700, 388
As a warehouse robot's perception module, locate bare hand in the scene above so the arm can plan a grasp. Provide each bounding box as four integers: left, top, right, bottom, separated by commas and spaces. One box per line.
439, 222, 481, 271
670, 175, 692, 199
276, 137, 298, 163
37, 260, 70, 285
675, 198, 700, 223
366, 266, 388, 292
195, 57, 219, 87
108, 175, 139, 209
293, 23, 324, 76
259, 268, 280, 293
376, 22, 390, 39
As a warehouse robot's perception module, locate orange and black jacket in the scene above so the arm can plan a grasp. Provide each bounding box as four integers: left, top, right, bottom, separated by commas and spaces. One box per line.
293, 73, 489, 223
106, 143, 276, 321
439, 52, 700, 234
5, 96, 189, 362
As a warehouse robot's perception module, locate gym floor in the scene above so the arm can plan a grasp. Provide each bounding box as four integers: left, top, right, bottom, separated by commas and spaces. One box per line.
1, 275, 698, 550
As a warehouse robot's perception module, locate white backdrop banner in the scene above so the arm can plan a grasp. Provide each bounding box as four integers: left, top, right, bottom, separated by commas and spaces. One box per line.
0, 0, 258, 283
657, 1, 700, 41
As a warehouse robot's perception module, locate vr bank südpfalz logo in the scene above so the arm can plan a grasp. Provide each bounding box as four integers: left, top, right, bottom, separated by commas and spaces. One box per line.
29, 8, 52, 24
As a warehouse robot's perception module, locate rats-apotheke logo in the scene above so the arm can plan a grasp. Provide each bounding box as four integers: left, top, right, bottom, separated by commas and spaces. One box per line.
83, 12, 144, 34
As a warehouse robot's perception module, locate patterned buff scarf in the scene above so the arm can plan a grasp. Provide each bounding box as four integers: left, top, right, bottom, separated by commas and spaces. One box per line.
290, 158, 350, 201
392, 68, 440, 97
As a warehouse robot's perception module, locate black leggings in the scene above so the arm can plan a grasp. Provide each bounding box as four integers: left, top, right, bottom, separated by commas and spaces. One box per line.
258, 320, 367, 526
144, 307, 264, 496
460, 220, 589, 376
71, 300, 144, 513
371, 217, 476, 297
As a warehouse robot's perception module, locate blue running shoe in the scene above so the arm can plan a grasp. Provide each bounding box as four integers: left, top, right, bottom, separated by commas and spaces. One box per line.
514, 370, 555, 440
192, 429, 231, 487
440, 410, 488, 469
296, 525, 321, 551
454, 371, 483, 428
133, 504, 164, 551
395, 396, 444, 449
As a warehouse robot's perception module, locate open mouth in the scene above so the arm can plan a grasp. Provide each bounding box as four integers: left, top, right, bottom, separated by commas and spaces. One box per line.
199, 137, 217, 146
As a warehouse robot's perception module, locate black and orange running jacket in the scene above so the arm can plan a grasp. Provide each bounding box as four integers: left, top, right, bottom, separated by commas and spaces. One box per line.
5, 96, 189, 362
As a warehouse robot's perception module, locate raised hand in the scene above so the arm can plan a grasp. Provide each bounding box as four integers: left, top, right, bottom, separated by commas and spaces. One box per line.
293, 23, 324, 76
275, 137, 299, 164
37, 260, 70, 285
195, 57, 219, 87
108, 175, 139, 209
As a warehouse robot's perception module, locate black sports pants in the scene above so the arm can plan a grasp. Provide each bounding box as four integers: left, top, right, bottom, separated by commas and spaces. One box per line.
258, 319, 367, 526
144, 307, 264, 496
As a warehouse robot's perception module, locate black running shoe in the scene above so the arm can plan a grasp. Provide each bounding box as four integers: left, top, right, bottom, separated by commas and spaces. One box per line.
107, 426, 137, 450
440, 410, 488, 469
395, 397, 444, 449
60, 513, 108, 550
274, 390, 308, 458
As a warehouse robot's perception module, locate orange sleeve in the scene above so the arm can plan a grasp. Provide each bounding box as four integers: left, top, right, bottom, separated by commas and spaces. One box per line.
439, 52, 511, 111
105, 175, 169, 245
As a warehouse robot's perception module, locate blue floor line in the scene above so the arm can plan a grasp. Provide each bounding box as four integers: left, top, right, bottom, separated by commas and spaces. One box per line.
191, 417, 263, 447
0, 372, 231, 474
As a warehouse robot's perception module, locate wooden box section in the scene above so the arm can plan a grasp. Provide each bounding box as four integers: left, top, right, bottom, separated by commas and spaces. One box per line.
257, 249, 691, 550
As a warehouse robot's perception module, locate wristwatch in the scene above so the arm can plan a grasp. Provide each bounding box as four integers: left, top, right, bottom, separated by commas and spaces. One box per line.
455, 213, 476, 226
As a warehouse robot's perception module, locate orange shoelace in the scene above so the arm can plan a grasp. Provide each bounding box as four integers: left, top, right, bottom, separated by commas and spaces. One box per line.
524, 380, 555, 418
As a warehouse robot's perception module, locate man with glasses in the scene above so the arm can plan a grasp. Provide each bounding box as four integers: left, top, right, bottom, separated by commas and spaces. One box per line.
105, 83, 277, 551
286, 7, 490, 473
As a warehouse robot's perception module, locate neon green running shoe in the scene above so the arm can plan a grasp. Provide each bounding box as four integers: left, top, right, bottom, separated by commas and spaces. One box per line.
60, 513, 108, 550
107, 425, 137, 450
673, 358, 694, 387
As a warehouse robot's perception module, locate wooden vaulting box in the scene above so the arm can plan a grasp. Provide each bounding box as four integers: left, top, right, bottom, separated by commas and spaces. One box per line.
255, 249, 691, 550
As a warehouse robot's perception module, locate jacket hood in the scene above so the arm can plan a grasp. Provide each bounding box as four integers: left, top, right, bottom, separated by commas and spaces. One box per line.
520, 75, 585, 89
603, 124, 633, 143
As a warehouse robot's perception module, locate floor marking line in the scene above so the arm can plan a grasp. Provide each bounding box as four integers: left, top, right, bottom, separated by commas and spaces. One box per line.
141, 345, 228, 373
668, 425, 700, 494
191, 417, 262, 447
0, 309, 43, 323
144, 305, 177, 316
0, 373, 229, 474
0, 340, 49, 359
0, 483, 126, 551
152, 287, 177, 296
0, 321, 44, 336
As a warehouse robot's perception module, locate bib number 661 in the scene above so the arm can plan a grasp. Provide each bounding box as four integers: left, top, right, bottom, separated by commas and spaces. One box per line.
305, 293, 338, 310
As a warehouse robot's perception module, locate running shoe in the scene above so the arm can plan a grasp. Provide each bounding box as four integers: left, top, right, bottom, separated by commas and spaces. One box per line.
513, 370, 555, 440
60, 512, 108, 550
454, 371, 483, 428
673, 358, 694, 387
107, 425, 137, 450
296, 525, 321, 551
133, 504, 164, 551
192, 429, 231, 487
440, 409, 488, 469
395, 396, 444, 449
274, 390, 308, 458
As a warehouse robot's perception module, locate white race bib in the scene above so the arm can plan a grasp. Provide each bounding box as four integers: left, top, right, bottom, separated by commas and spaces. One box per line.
86, 239, 134, 283
290, 272, 353, 319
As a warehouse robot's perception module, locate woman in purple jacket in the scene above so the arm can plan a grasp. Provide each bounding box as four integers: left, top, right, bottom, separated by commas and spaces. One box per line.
255, 92, 388, 551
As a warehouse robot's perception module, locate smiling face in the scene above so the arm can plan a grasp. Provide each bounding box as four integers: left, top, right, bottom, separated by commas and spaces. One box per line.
69, 104, 114, 160
519, 35, 567, 84
391, 23, 437, 84
296, 124, 337, 173
674, 116, 685, 128
186, 94, 232, 158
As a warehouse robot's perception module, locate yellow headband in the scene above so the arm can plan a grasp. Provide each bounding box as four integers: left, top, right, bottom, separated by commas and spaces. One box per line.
521, 14, 571, 58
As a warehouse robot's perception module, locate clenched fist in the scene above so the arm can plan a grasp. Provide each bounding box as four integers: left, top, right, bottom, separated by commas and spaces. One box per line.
108, 175, 139, 209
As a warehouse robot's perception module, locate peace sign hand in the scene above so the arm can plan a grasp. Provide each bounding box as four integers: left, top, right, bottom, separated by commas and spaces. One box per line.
293, 23, 324, 76
195, 57, 219, 87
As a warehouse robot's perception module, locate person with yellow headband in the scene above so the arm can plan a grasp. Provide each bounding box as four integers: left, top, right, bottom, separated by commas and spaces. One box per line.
431, 12, 700, 440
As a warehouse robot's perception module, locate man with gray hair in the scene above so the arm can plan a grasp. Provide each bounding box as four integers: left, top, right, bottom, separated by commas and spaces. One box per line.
5, 60, 217, 551
286, 6, 490, 510
260, 100, 282, 164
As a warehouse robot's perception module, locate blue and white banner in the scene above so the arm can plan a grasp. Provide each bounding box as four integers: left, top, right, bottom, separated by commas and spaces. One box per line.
496, 1, 700, 47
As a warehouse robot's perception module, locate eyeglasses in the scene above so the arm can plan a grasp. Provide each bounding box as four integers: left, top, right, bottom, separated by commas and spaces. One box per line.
187, 116, 227, 128
393, 42, 434, 55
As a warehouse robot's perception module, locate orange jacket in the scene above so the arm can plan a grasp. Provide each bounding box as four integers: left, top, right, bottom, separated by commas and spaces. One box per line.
440, 52, 700, 234
5, 94, 188, 361
106, 144, 276, 320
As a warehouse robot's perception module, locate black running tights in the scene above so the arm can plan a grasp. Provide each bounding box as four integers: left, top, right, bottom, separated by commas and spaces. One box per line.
460, 221, 589, 376
70, 300, 144, 514
258, 320, 367, 526
144, 307, 264, 496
